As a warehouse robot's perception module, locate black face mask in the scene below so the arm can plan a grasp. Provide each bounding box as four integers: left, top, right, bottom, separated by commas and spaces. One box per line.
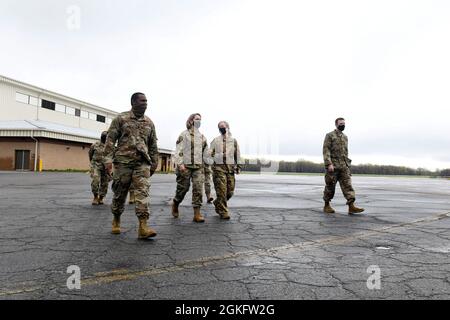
101, 133, 107, 144
338, 125, 345, 132
219, 128, 227, 135
132, 105, 147, 118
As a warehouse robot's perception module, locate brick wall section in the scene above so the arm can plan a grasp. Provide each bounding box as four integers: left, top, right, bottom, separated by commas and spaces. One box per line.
0, 137, 174, 171
39, 138, 91, 170
0, 138, 36, 170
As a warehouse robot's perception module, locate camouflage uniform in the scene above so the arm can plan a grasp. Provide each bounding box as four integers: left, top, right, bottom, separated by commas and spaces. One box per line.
173, 128, 209, 208
128, 183, 136, 204
323, 129, 355, 205
210, 134, 242, 216
204, 165, 213, 199
89, 141, 110, 198
104, 111, 158, 219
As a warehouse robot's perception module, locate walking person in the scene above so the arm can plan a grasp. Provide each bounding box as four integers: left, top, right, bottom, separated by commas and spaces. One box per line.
323, 117, 365, 215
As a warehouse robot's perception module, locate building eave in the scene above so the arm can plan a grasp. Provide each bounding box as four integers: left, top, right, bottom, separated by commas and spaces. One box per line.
0, 129, 97, 144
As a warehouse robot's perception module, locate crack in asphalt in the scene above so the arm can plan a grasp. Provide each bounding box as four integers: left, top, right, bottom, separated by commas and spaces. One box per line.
1, 210, 448, 297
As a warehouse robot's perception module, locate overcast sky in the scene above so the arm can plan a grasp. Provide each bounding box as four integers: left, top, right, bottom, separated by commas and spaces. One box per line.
1, 0, 450, 170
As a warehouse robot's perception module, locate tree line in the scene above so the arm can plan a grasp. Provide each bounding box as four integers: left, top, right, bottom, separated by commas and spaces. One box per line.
241, 159, 450, 177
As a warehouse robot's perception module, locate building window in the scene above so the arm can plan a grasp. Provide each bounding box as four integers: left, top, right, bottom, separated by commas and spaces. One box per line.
80, 110, 88, 118
29, 96, 38, 106
96, 115, 106, 123
55, 103, 66, 113
41, 99, 56, 111
66, 106, 76, 115
75, 109, 81, 117
89, 112, 97, 121
16, 92, 29, 104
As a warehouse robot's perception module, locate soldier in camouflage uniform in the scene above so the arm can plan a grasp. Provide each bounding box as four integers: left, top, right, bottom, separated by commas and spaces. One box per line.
171, 113, 211, 223
204, 165, 214, 204
323, 118, 364, 215
89, 131, 111, 205
104, 92, 159, 239
210, 121, 242, 220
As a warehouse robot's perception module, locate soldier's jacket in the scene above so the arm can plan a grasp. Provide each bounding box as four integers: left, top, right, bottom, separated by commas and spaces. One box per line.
210, 134, 243, 173
323, 129, 352, 169
174, 128, 210, 169
104, 111, 159, 170
89, 141, 105, 164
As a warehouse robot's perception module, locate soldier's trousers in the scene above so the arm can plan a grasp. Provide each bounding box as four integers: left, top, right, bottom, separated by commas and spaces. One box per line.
212, 170, 235, 215
111, 162, 152, 219
204, 169, 212, 197
128, 182, 135, 200
323, 166, 356, 205
90, 163, 110, 197
174, 167, 204, 208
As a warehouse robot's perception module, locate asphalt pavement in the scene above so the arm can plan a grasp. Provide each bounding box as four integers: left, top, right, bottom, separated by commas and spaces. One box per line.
0, 172, 449, 299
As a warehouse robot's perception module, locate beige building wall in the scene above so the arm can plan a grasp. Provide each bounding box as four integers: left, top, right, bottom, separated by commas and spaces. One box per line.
0, 81, 38, 121
0, 78, 117, 133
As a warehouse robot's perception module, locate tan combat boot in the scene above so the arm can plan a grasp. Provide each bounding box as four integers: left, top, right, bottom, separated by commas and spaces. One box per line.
323, 202, 336, 214
220, 211, 231, 220
92, 195, 99, 205
111, 215, 121, 234
348, 202, 365, 215
128, 191, 135, 204
171, 200, 179, 218
193, 207, 205, 223
98, 196, 105, 205
138, 217, 157, 239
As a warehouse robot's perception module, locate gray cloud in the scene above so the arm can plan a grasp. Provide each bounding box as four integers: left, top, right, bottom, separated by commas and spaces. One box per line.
1, 0, 450, 170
